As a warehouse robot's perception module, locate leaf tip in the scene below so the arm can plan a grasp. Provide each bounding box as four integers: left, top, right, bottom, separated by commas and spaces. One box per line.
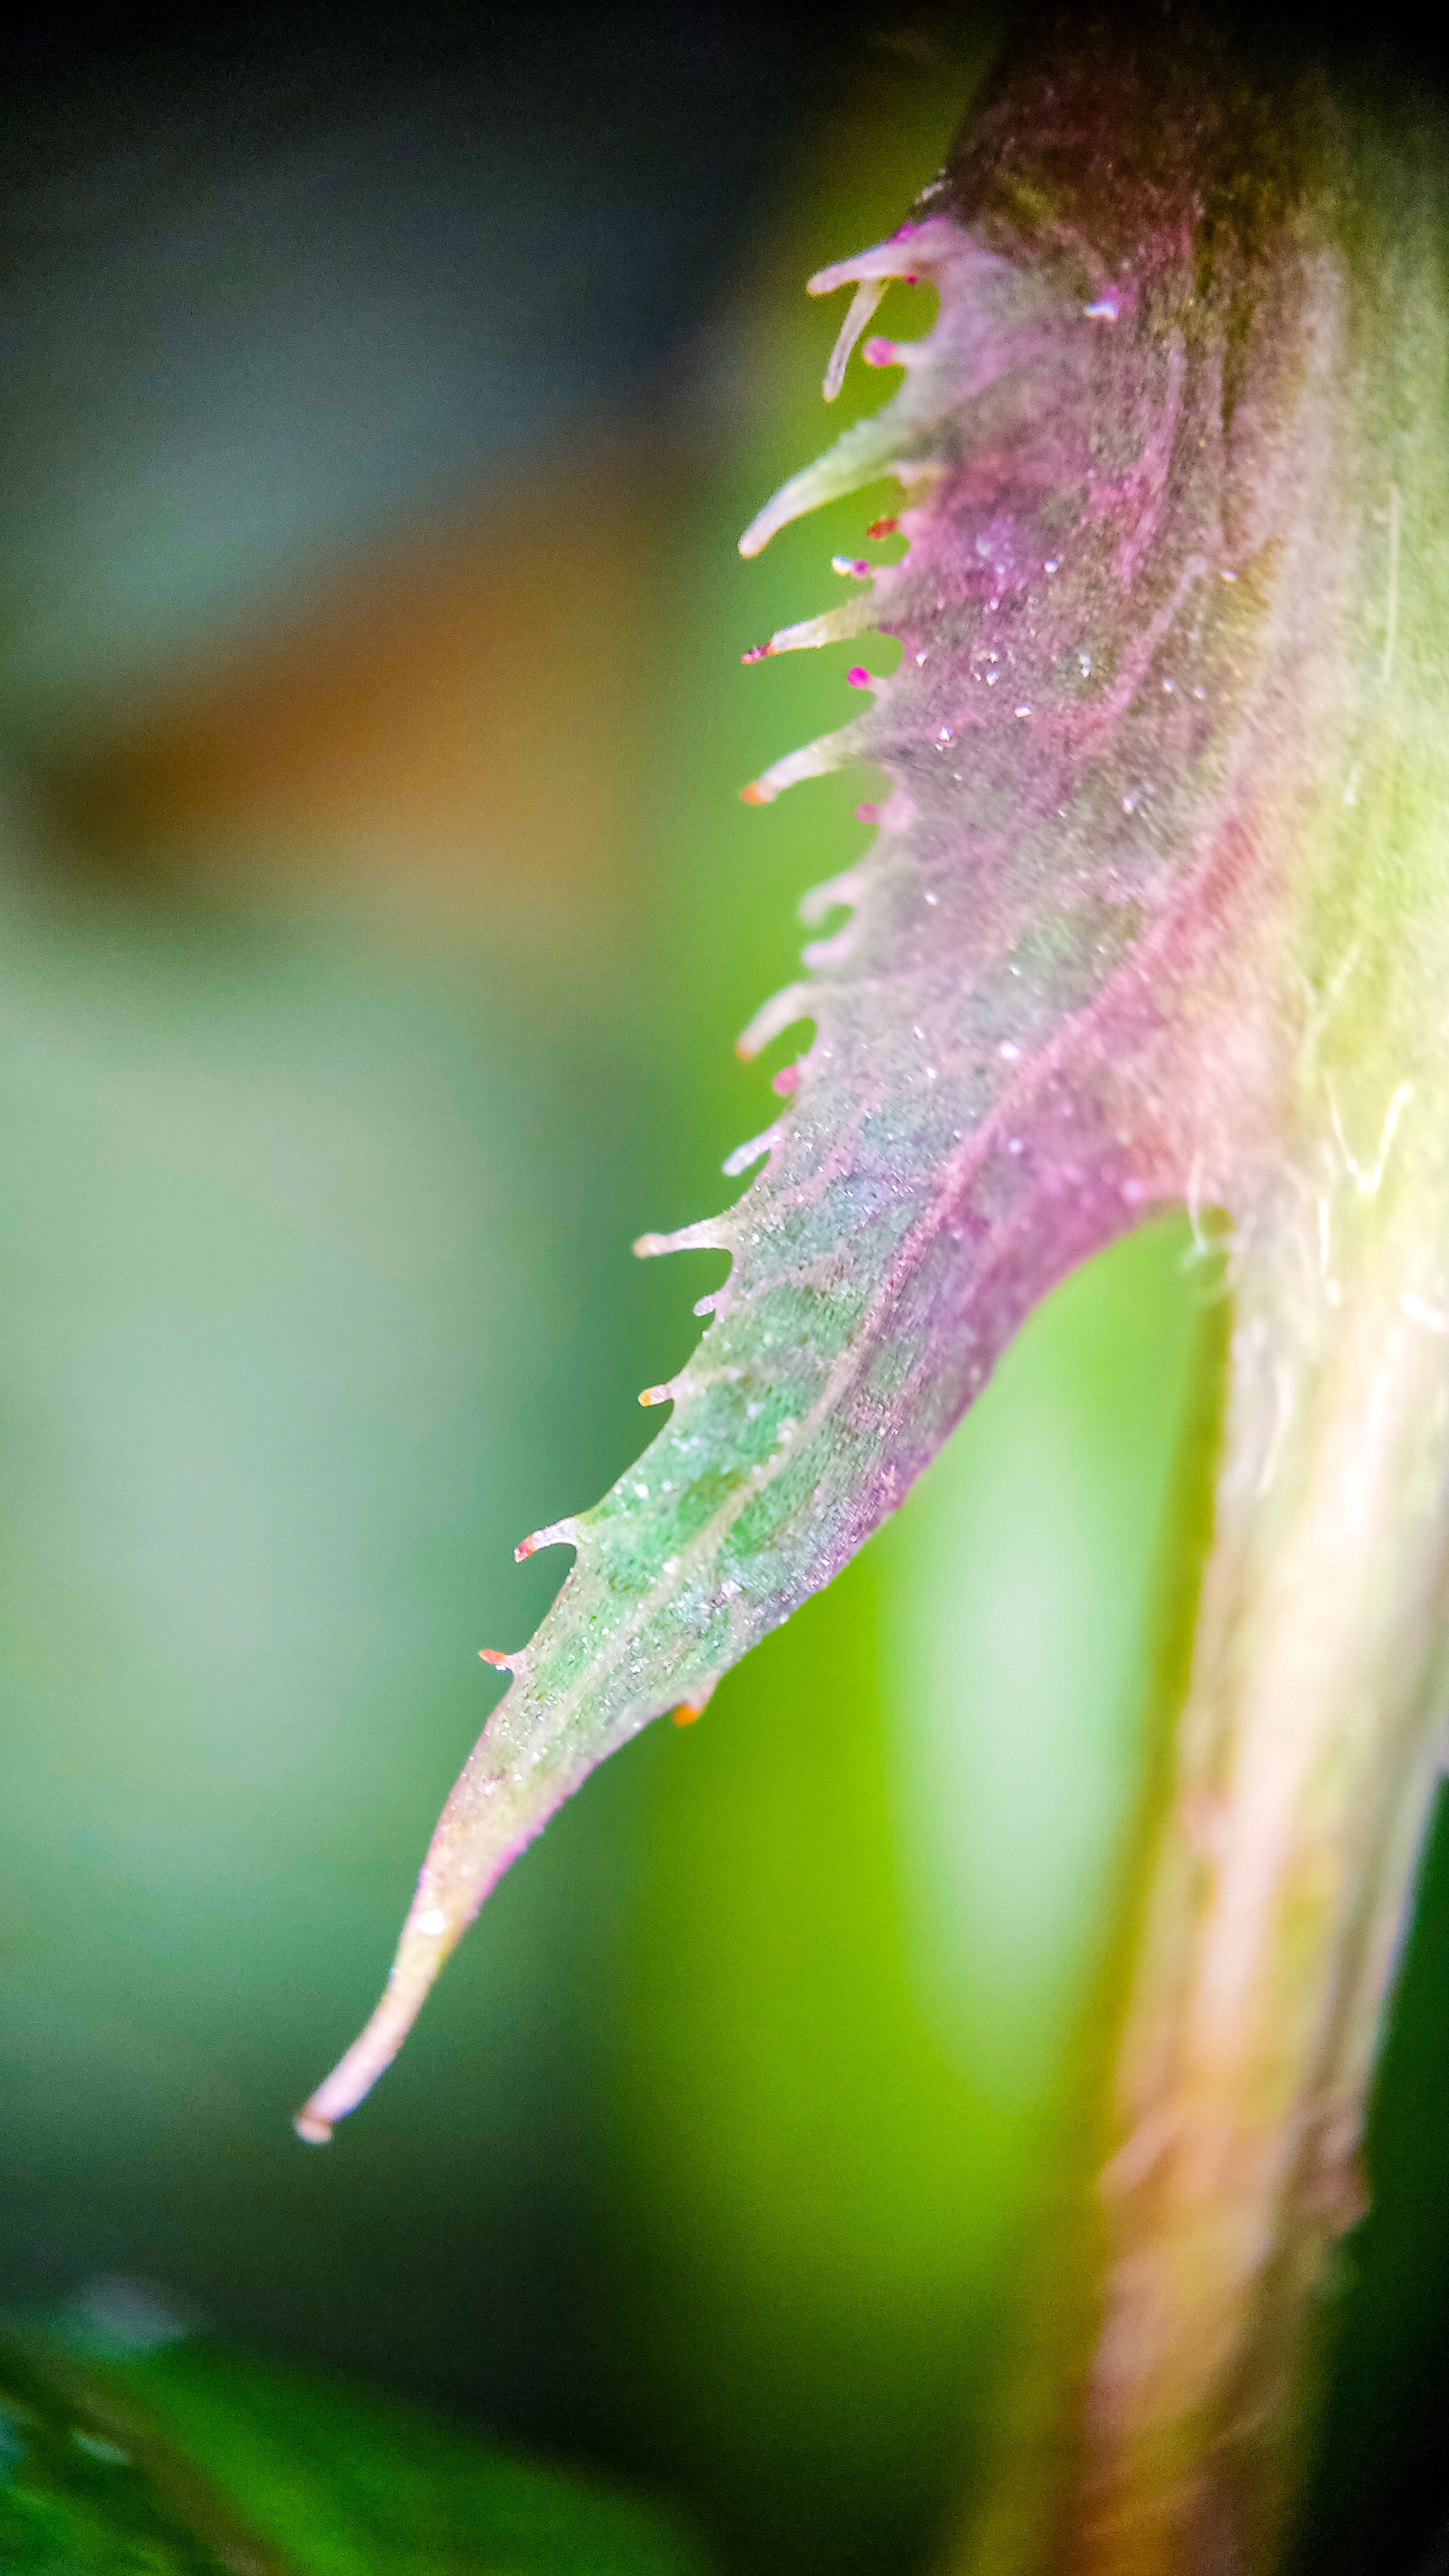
296, 1898, 468, 2137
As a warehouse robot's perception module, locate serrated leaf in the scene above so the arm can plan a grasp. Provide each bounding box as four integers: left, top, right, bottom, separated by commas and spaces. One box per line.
299, 16, 1449, 2191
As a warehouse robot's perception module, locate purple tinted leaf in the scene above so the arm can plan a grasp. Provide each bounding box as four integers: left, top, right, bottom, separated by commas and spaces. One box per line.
298, 23, 1446, 2193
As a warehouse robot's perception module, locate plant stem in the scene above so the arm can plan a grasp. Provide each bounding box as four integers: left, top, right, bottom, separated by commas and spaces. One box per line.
944, 33, 1449, 2568
1073, 1223, 1449, 2572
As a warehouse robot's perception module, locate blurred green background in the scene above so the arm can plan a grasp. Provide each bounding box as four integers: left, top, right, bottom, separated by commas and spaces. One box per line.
1, 7, 1448, 2572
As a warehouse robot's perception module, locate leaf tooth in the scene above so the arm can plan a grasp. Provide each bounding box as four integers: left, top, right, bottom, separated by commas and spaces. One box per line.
821, 277, 889, 400
802, 919, 861, 971
740, 729, 856, 805
671, 1676, 719, 1726
514, 1518, 579, 1562
799, 862, 867, 925
805, 214, 961, 299
722, 1123, 783, 1179
633, 1217, 731, 1259
735, 982, 814, 1060
741, 218, 1010, 559
738, 415, 925, 560
755, 597, 877, 657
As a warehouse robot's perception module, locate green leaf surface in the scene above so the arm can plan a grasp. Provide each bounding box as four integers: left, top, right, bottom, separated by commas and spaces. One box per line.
0, 2332, 710, 2576
1, 2335, 238, 2576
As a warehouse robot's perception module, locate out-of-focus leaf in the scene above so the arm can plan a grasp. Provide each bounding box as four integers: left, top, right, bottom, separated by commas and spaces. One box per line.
0, 2328, 710, 2576
0, 2330, 269, 2575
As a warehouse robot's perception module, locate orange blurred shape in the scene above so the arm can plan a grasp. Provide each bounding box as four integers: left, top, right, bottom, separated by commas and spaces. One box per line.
45, 438, 657, 929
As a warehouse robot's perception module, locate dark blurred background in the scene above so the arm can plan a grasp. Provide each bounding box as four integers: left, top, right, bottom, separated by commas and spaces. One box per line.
1, 6, 1448, 2572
